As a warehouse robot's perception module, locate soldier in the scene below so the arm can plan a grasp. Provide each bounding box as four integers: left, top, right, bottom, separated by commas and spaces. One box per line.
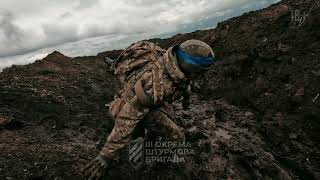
83, 39, 215, 179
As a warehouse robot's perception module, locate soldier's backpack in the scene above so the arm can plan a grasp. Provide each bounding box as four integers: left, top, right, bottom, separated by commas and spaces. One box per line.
109, 41, 166, 116
112, 41, 165, 82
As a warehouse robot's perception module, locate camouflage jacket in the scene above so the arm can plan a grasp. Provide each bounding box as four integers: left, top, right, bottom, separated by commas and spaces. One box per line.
109, 42, 191, 119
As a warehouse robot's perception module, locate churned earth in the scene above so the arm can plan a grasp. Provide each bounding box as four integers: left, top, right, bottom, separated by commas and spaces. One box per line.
0, 0, 319, 179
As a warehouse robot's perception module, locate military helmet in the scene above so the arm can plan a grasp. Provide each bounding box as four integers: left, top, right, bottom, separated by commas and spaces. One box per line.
174, 39, 214, 77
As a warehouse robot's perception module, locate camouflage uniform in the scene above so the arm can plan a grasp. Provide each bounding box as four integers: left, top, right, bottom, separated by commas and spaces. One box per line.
100, 42, 190, 159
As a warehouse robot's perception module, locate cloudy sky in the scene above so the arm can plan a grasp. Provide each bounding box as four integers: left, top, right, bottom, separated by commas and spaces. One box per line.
0, 0, 280, 71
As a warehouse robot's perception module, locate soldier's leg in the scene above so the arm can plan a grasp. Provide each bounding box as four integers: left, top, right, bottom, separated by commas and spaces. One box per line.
143, 104, 187, 165
143, 103, 185, 141
100, 95, 149, 159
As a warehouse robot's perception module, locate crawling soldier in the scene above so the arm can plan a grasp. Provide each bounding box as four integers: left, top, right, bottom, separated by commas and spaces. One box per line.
83, 39, 215, 179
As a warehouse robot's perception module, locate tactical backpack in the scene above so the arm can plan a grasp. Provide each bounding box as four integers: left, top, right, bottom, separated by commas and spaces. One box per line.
109, 41, 166, 117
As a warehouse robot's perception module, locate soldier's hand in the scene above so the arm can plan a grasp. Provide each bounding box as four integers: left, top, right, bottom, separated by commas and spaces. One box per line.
82, 155, 109, 180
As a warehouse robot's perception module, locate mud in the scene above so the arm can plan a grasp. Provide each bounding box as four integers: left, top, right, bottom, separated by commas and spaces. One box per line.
0, 0, 319, 179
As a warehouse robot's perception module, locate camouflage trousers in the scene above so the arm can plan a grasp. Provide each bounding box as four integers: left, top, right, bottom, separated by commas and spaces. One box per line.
100, 99, 185, 160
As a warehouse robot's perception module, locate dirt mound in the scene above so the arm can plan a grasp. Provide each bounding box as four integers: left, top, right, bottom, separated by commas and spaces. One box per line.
1, 0, 319, 179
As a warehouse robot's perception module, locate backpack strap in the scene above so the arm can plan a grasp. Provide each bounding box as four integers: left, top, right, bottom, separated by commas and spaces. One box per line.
134, 79, 154, 107
148, 42, 165, 106
134, 59, 164, 107
149, 54, 164, 106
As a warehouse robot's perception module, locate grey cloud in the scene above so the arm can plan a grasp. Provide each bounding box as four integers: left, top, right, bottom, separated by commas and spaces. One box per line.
0, 0, 281, 69
74, 0, 100, 10
42, 23, 79, 45
59, 12, 73, 19
123, 0, 169, 6
0, 10, 25, 46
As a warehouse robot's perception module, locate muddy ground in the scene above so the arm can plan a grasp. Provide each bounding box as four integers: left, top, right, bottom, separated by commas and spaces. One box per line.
0, 0, 319, 179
